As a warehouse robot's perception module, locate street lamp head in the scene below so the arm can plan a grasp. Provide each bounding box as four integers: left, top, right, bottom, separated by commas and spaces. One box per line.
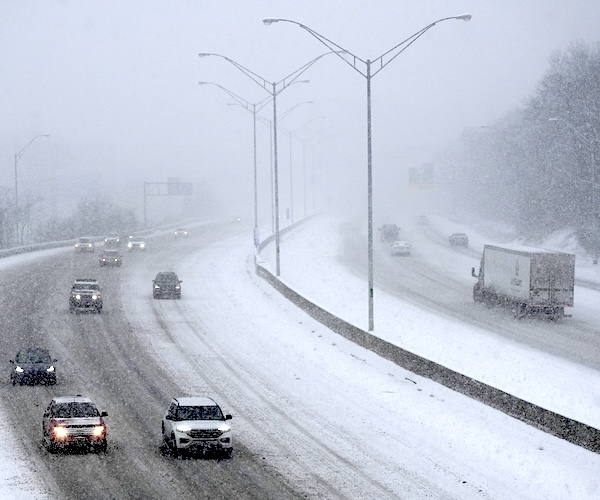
198, 53, 213, 58
455, 13, 472, 21
263, 18, 281, 25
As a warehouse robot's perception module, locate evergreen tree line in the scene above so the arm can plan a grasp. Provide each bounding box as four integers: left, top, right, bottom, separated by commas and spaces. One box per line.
452, 43, 600, 250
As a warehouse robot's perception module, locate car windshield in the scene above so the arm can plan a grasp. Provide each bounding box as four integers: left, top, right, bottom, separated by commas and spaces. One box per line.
16, 350, 51, 364
176, 405, 223, 421
53, 402, 99, 418
156, 273, 177, 282
72, 283, 99, 291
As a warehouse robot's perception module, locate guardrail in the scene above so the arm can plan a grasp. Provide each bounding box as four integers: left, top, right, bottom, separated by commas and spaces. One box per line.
255, 220, 600, 454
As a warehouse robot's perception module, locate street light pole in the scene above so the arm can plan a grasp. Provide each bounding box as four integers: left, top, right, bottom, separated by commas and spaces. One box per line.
14, 134, 50, 246
15, 134, 50, 209
264, 15, 471, 331
198, 51, 337, 276
278, 102, 315, 224
198, 82, 273, 246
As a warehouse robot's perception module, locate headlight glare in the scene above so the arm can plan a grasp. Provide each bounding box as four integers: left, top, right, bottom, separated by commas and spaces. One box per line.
53, 426, 68, 438
47, 365, 55, 372
92, 425, 105, 437
15, 366, 24, 373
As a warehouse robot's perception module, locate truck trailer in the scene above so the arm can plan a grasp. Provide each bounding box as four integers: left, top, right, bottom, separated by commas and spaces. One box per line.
471, 244, 575, 320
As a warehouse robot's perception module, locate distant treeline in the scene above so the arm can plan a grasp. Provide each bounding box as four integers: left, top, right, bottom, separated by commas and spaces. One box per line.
452, 43, 600, 251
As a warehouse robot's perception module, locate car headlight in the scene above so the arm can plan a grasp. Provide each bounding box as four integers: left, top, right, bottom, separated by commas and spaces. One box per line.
15, 366, 24, 373
140, 243, 145, 248
175, 285, 180, 289
128, 243, 132, 248
53, 426, 68, 439
47, 365, 55, 372
92, 294, 99, 300
176, 424, 192, 433
218, 424, 231, 433
75, 294, 81, 300
92, 425, 105, 437
154, 284, 160, 289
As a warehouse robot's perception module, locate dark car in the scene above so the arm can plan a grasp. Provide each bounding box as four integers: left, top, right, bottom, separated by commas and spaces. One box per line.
153, 272, 182, 299
10, 347, 57, 386
99, 249, 122, 267
449, 233, 469, 247
42, 395, 108, 453
69, 280, 102, 313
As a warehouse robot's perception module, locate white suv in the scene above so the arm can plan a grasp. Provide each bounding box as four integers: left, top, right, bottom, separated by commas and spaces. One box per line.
162, 396, 232, 458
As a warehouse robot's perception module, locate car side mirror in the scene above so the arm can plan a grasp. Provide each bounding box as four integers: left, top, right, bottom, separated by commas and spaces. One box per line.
53, 359, 58, 363
101, 411, 108, 417
225, 414, 232, 420
9, 360, 14, 364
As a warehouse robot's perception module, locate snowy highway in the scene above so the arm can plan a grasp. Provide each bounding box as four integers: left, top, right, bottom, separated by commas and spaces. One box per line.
0, 216, 599, 498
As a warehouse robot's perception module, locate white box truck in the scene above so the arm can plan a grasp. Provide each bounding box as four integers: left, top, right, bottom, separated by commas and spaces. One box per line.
471, 244, 575, 320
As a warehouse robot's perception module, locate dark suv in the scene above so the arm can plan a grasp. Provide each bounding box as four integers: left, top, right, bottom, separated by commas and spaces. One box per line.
153, 272, 182, 299
42, 395, 108, 453
69, 279, 102, 313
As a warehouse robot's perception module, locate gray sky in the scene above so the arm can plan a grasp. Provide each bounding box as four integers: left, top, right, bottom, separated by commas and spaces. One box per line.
2, 0, 599, 222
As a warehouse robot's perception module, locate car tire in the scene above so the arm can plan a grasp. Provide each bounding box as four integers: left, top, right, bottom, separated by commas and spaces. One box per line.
47, 439, 58, 454
170, 434, 179, 458
222, 448, 233, 459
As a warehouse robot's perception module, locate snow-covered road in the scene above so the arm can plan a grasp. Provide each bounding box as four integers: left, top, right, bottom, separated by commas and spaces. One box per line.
1, 216, 599, 498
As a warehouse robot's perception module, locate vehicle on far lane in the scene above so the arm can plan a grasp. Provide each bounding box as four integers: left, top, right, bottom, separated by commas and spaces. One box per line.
449, 233, 469, 247
391, 241, 411, 256
153, 272, 182, 299
74, 237, 95, 253
174, 228, 188, 238
127, 237, 146, 252
99, 249, 122, 267
104, 233, 122, 248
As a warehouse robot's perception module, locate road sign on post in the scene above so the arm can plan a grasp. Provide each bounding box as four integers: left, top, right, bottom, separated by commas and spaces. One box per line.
143, 181, 193, 226
408, 163, 434, 189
